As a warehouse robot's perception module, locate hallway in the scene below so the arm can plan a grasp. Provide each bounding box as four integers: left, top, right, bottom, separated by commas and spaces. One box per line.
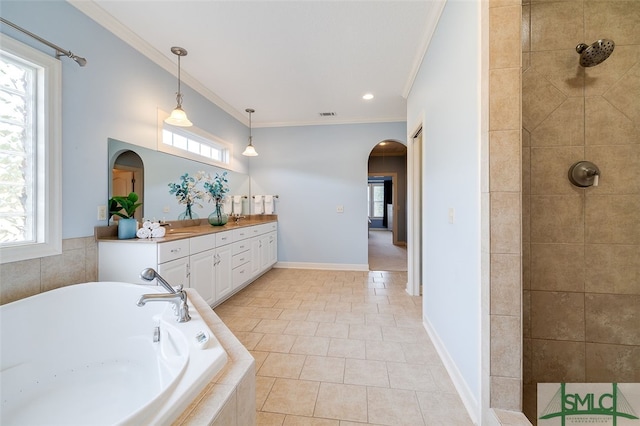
214, 268, 472, 425
368, 229, 407, 272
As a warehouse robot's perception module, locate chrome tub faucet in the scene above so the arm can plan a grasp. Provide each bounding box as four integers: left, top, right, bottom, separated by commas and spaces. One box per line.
137, 268, 191, 322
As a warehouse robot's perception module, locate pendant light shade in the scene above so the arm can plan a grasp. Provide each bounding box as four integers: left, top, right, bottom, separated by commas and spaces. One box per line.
242, 108, 258, 156
165, 46, 192, 127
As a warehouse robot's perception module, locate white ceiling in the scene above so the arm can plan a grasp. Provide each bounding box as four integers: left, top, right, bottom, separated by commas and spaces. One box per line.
70, 1, 443, 127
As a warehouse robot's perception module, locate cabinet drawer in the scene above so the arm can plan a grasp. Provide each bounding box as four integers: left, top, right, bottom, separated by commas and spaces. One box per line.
232, 262, 251, 287
158, 239, 190, 263
190, 233, 217, 255
216, 231, 233, 246
232, 251, 250, 269
232, 227, 251, 241
232, 240, 250, 255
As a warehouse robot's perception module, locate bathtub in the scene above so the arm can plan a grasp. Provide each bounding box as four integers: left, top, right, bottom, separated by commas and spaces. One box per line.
0, 281, 228, 425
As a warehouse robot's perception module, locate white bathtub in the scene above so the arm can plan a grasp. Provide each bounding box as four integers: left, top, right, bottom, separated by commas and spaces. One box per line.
0, 281, 228, 425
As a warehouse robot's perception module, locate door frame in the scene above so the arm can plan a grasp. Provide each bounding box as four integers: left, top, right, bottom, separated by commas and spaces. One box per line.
407, 123, 423, 296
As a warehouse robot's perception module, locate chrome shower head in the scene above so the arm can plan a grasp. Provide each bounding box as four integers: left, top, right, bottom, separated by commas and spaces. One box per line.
576, 39, 615, 67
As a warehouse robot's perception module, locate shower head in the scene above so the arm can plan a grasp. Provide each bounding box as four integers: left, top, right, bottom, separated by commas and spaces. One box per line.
576, 39, 615, 67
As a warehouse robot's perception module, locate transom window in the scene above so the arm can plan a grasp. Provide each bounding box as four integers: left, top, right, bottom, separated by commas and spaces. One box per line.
160, 122, 231, 168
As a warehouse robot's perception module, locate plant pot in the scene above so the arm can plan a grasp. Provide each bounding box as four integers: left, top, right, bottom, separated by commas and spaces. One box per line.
208, 204, 228, 226
118, 218, 138, 239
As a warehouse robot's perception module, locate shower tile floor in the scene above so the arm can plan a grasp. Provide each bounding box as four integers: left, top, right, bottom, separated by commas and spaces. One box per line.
214, 268, 473, 425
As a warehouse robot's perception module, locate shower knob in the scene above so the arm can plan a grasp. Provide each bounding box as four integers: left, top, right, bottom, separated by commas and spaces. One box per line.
568, 161, 600, 188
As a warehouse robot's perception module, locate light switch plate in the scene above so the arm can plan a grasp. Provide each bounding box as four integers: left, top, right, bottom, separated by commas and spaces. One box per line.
97, 205, 107, 221
336, 205, 344, 213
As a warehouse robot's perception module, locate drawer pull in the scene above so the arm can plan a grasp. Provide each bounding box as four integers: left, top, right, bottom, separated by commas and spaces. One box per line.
170, 248, 181, 253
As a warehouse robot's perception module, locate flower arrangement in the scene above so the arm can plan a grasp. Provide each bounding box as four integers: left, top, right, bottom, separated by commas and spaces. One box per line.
168, 172, 206, 220
203, 171, 229, 204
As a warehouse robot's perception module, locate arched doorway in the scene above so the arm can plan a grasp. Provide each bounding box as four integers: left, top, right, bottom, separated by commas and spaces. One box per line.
367, 140, 407, 271
111, 150, 144, 221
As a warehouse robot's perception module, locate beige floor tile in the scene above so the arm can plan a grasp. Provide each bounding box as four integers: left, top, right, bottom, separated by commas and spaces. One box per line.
314, 293, 342, 303
233, 331, 265, 350
255, 334, 298, 353
376, 304, 407, 315
279, 309, 310, 321
314, 382, 368, 423
365, 313, 397, 327
249, 298, 280, 308
343, 358, 389, 387
274, 299, 303, 309
258, 352, 307, 378
299, 300, 327, 311
258, 411, 286, 426
401, 342, 441, 365
381, 325, 427, 343
335, 312, 365, 325
290, 335, 331, 356
415, 391, 474, 425
349, 324, 383, 341
365, 340, 406, 362
367, 387, 425, 426
299, 355, 345, 383
324, 301, 353, 313
350, 303, 380, 314
255, 319, 291, 334
284, 320, 319, 336
393, 314, 423, 328
220, 315, 261, 332
306, 310, 337, 323
253, 307, 286, 319
250, 350, 270, 371
293, 292, 318, 301
327, 338, 366, 359
316, 323, 350, 339
262, 378, 320, 417
387, 362, 439, 392
256, 376, 276, 410
283, 415, 339, 425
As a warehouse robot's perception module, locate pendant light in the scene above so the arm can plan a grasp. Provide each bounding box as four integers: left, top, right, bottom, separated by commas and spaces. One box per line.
165, 46, 193, 127
242, 108, 258, 156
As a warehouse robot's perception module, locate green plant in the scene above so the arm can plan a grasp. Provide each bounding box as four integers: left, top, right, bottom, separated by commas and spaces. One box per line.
108, 192, 142, 219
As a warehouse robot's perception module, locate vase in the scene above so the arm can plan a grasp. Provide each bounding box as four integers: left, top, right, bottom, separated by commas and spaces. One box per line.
118, 218, 138, 239
178, 203, 198, 220
208, 203, 228, 226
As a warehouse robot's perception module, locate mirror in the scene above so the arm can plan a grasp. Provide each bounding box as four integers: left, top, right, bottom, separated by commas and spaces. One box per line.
108, 138, 250, 221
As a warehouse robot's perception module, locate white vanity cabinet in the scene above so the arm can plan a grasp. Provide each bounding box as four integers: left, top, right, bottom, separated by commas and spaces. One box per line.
98, 221, 276, 307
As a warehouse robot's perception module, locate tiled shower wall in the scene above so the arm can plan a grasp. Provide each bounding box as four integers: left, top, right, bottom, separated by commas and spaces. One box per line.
522, 0, 640, 422
0, 237, 98, 305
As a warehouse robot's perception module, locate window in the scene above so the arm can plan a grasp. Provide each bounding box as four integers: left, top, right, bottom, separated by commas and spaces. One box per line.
0, 34, 61, 264
160, 120, 231, 168
367, 182, 385, 218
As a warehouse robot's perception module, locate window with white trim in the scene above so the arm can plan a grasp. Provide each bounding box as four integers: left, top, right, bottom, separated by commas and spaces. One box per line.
160, 122, 231, 168
367, 182, 385, 218
0, 34, 62, 264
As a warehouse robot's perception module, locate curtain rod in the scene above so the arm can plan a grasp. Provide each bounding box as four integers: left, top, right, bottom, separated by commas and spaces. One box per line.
0, 17, 87, 66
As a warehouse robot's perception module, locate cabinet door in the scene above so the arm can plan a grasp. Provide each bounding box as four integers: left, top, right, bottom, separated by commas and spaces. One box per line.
267, 232, 277, 266
215, 245, 233, 302
190, 249, 216, 306
260, 234, 270, 271
157, 257, 190, 290
250, 237, 262, 278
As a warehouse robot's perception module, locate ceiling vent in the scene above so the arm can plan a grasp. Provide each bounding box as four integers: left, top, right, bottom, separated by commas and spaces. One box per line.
319, 112, 336, 117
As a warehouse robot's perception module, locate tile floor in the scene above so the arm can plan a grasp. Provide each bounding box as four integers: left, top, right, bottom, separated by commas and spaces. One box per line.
214, 268, 473, 425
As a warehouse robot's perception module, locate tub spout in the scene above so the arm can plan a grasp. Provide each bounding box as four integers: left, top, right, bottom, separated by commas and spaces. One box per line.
137, 291, 191, 322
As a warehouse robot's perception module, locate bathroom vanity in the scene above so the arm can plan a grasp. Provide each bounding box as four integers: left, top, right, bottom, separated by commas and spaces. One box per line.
97, 219, 277, 307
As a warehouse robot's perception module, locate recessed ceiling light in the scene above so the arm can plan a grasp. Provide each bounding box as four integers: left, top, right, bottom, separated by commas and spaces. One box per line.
362, 93, 374, 100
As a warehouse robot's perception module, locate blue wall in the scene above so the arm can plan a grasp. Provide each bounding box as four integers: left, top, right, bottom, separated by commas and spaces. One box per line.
407, 0, 482, 416
251, 123, 406, 268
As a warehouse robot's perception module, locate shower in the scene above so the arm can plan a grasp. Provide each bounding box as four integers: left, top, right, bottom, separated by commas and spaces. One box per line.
576, 39, 615, 67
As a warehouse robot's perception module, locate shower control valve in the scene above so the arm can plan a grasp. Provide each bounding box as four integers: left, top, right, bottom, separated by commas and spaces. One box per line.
568, 161, 600, 188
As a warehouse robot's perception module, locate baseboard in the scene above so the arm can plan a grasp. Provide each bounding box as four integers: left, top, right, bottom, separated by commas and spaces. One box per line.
423, 317, 480, 425
274, 262, 369, 272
